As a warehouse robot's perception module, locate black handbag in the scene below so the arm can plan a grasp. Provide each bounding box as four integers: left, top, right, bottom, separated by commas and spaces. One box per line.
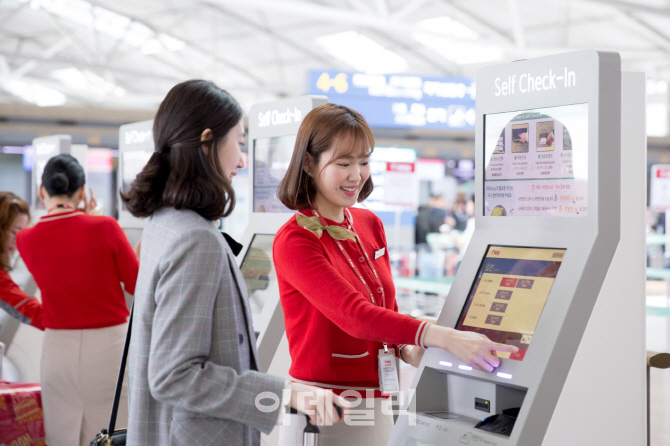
90, 305, 133, 446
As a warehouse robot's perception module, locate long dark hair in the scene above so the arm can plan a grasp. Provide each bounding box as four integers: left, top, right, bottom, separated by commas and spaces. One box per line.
277, 103, 374, 210
42, 154, 85, 198
120, 80, 242, 220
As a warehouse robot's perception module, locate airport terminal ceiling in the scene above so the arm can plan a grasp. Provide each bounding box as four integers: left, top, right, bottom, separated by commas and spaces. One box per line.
2, 0, 670, 149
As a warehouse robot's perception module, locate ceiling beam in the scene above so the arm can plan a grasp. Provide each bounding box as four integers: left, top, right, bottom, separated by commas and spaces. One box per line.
209, 0, 516, 48
506, 0, 526, 49
586, 0, 670, 17
391, 0, 433, 21
200, 2, 334, 68
433, 0, 515, 45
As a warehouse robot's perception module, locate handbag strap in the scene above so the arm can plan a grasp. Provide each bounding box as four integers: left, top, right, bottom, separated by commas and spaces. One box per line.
108, 302, 133, 434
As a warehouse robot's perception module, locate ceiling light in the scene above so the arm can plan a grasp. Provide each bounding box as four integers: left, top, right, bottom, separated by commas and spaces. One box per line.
316, 31, 407, 75
92, 6, 131, 40
418, 16, 478, 40
159, 34, 186, 52
3, 79, 66, 107
51, 67, 125, 97
414, 33, 503, 65
140, 39, 163, 55
28, 0, 184, 55
414, 16, 502, 65
51, 67, 87, 90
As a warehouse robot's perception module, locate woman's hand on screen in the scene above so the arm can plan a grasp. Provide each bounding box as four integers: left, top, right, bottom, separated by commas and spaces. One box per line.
424, 325, 519, 372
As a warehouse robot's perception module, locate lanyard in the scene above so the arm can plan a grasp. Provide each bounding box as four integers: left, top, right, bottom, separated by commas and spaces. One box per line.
311, 208, 386, 308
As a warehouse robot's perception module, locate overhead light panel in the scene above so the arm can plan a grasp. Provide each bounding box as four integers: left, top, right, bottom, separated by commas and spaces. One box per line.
419, 17, 479, 40
316, 31, 407, 75
24, 0, 185, 55
3, 79, 66, 107
414, 16, 503, 65
51, 67, 126, 98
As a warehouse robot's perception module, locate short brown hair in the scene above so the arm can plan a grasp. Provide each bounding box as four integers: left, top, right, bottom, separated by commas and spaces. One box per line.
0, 192, 30, 271
120, 80, 242, 220
277, 103, 375, 210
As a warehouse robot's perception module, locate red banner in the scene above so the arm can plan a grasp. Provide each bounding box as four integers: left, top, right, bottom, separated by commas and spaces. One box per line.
0, 381, 45, 446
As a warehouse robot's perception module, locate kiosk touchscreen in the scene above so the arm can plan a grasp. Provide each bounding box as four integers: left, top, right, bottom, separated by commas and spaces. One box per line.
239, 233, 277, 337
388, 50, 646, 446
455, 246, 565, 362
240, 95, 327, 374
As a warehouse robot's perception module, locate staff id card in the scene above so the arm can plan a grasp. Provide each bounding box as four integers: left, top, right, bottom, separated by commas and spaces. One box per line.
378, 348, 399, 394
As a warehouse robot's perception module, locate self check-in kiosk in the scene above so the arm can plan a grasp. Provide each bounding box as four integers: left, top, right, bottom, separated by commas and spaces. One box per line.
388, 50, 646, 445
239, 95, 327, 375
117, 120, 154, 246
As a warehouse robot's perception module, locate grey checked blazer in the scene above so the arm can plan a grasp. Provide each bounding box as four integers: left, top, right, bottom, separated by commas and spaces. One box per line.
126, 208, 285, 446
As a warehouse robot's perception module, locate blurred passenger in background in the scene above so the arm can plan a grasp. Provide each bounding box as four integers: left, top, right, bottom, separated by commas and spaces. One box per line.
451, 191, 469, 231
0, 192, 43, 330
16, 154, 139, 446
415, 193, 455, 248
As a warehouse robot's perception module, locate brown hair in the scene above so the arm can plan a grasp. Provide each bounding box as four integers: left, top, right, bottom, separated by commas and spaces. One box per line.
120, 80, 242, 220
277, 103, 375, 210
0, 192, 30, 271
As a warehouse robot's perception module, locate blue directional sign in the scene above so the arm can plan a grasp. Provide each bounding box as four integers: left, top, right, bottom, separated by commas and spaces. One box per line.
308, 69, 476, 130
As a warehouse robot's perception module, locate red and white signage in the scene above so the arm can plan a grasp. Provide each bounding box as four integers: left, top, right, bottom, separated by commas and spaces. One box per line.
650, 165, 670, 210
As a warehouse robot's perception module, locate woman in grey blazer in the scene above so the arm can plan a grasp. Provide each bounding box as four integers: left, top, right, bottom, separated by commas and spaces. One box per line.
121, 80, 346, 446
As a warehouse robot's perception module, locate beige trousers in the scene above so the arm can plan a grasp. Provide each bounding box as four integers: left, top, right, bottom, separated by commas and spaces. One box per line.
278, 397, 395, 446
41, 324, 128, 446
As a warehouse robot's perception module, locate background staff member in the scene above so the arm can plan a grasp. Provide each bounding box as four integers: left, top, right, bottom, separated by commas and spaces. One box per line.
0, 192, 43, 330
16, 154, 138, 446
120, 80, 346, 446
274, 104, 517, 446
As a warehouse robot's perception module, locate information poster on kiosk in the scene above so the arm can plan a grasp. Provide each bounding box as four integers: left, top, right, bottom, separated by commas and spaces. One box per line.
484, 104, 588, 217
253, 135, 294, 213
456, 245, 565, 360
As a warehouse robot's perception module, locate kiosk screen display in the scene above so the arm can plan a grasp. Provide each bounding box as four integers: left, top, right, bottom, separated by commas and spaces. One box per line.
484, 104, 588, 217
239, 234, 276, 316
254, 136, 295, 213
455, 245, 566, 361
120, 150, 153, 210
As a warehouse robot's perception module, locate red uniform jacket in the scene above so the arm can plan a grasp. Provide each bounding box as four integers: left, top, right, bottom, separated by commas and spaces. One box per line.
274, 208, 429, 396
16, 210, 138, 330
0, 268, 43, 330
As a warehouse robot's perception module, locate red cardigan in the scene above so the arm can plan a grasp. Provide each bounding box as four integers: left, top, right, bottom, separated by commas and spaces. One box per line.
274, 208, 429, 396
16, 210, 138, 330
0, 268, 44, 330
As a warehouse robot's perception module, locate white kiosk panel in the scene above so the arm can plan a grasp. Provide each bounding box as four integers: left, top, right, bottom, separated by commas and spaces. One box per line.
117, 120, 154, 231
388, 50, 646, 446
241, 95, 328, 374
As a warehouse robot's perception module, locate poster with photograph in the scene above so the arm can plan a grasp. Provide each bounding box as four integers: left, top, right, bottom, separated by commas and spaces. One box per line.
483, 104, 588, 217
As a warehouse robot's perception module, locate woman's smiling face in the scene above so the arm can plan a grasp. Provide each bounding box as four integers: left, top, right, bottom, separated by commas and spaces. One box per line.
310, 135, 371, 221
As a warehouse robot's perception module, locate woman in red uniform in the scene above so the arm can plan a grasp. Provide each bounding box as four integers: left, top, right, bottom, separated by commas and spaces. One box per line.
274, 104, 518, 445
16, 154, 139, 446
0, 192, 43, 330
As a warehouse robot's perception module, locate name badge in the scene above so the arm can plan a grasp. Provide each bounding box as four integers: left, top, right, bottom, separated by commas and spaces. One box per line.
374, 247, 385, 259
378, 348, 399, 394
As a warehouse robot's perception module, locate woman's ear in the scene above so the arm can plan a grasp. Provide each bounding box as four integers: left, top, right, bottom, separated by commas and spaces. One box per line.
38, 185, 45, 201
303, 152, 313, 176
200, 128, 213, 155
